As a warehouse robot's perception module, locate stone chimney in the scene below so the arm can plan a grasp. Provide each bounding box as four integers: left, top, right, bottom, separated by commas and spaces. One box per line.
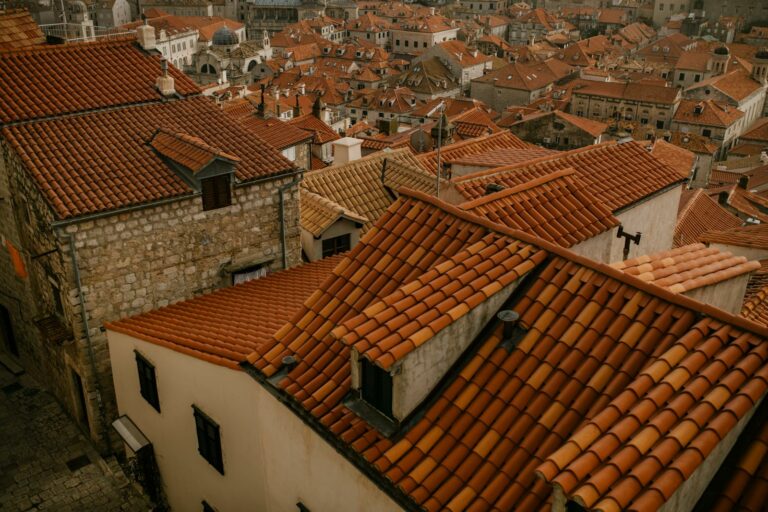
156, 59, 175, 96
137, 19, 156, 51
738, 175, 749, 190
332, 137, 362, 165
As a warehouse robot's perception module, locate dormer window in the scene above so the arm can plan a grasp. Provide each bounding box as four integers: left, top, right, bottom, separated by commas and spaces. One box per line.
201, 175, 232, 211
361, 359, 392, 418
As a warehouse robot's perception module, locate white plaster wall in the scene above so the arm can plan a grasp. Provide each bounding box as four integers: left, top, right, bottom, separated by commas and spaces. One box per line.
683, 274, 751, 315
570, 228, 617, 264
611, 186, 681, 263
108, 331, 400, 512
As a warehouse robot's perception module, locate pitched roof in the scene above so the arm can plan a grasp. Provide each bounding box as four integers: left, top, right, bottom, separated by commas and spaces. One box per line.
674, 190, 742, 248
687, 69, 763, 102
150, 128, 240, 173
472, 59, 575, 91
106, 255, 342, 369
453, 141, 685, 213
674, 51, 711, 72
611, 243, 760, 293
418, 131, 533, 174
651, 139, 696, 179
447, 147, 558, 168
572, 81, 680, 105
741, 117, 768, 144
673, 99, 744, 128
301, 189, 368, 237
301, 149, 435, 232
553, 110, 607, 138
701, 223, 768, 250
0, 9, 45, 51
243, 188, 768, 512
460, 169, 619, 247
0, 40, 199, 124
2, 96, 294, 219
288, 114, 342, 144
239, 116, 313, 150
705, 186, 768, 224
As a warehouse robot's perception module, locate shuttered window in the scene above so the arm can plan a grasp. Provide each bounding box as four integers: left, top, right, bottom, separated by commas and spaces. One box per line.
135, 352, 160, 412
193, 406, 224, 474
201, 175, 232, 211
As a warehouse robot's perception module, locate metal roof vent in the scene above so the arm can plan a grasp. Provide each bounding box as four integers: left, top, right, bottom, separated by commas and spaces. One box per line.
498, 310, 526, 351
485, 183, 505, 195
282, 354, 298, 371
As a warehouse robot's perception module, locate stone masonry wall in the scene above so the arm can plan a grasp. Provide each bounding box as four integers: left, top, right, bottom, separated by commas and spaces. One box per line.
1, 140, 302, 451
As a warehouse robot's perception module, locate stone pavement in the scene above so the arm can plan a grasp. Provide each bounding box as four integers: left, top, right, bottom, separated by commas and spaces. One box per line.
0, 365, 152, 511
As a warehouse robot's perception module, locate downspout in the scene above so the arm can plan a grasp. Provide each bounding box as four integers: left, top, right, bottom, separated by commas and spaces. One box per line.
61, 232, 111, 454
278, 172, 303, 269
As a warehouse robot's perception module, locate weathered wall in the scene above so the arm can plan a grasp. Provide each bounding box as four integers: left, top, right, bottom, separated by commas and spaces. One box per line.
570, 228, 617, 264
470, 81, 539, 111
108, 330, 401, 512
683, 274, 751, 315
612, 186, 681, 262
708, 243, 768, 262
507, 115, 601, 149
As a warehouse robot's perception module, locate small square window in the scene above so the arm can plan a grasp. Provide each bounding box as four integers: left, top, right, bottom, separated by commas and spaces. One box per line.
201, 175, 232, 211
703, 128, 712, 137
135, 352, 160, 412
656, 120, 665, 129
322, 234, 351, 258
193, 406, 224, 474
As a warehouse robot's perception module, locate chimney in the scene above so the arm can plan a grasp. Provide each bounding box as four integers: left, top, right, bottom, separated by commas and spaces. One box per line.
156, 59, 175, 96
761, 151, 768, 164
332, 137, 362, 165
718, 191, 729, 205
137, 18, 156, 51
206, 2, 213, 17
738, 175, 749, 189
258, 83, 266, 117
293, 94, 301, 117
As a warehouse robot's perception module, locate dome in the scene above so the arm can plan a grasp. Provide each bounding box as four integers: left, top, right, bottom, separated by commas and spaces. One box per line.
213, 26, 239, 47
713, 46, 729, 55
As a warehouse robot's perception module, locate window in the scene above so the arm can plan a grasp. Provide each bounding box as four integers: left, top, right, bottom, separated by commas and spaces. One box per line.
404, 40, 409, 47
678, 72, 684, 80
694, 74, 701, 82
232, 264, 267, 285
322, 234, 351, 257
136, 352, 160, 412
282, 146, 297, 162
423, 41, 427, 48
193, 406, 224, 474
656, 120, 665, 129
395, 39, 400, 46
361, 358, 393, 418
201, 175, 232, 211
703, 128, 712, 137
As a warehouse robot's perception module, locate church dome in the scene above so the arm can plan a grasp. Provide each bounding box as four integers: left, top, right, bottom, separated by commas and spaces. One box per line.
213, 25, 239, 47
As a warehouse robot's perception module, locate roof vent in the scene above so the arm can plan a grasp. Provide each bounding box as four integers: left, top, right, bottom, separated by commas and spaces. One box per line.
485, 183, 505, 195
717, 191, 729, 205
738, 175, 749, 189
282, 354, 298, 371
498, 310, 526, 351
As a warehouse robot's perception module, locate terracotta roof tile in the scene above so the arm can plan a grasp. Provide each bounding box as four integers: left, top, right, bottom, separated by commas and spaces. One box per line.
239, 116, 313, 150
301, 189, 368, 237
301, 149, 436, 233
288, 114, 341, 144
2, 96, 294, 219
418, 132, 533, 174
239, 188, 768, 512
0, 40, 199, 124
150, 128, 240, 173
742, 283, 768, 326
611, 243, 760, 293
674, 190, 742, 247
453, 141, 684, 213
460, 169, 619, 247
106, 255, 342, 369
651, 140, 696, 179
0, 9, 45, 51
701, 222, 768, 250
673, 99, 744, 128
704, 186, 768, 224
447, 147, 559, 168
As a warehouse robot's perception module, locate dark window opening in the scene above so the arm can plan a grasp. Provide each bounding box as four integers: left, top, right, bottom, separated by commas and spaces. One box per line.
135, 352, 160, 412
201, 175, 232, 211
71, 369, 89, 430
361, 358, 392, 418
656, 120, 665, 129
322, 234, 351, 258
202, 501, 217, 512
702, 128, 712, 137
193, 406, 224, 474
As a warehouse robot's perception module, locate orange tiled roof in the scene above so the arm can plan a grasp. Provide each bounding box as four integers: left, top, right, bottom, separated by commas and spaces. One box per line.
243, 188, 768, 512
741, 117, 768, 144
239, 116, 313, 150
447, 147, 558, 168
0, 9, 45, 51
0, 40, 199, 124
418, 131, 533, 174
150, 128, 240, 173
454, 141, 685, 213
611, 243, 760, 293
106, 255, 342, 369
301, 148, 434, 232
705, 186, 768, 224
650, 139, 696, 179
674, 190, 742, 248
673, 99, 744, 128
701, 223, 768, 250
301, 189, 368, 237
460, 169, 619, 247
2, 96, 294, 219
288, 114, 341, 145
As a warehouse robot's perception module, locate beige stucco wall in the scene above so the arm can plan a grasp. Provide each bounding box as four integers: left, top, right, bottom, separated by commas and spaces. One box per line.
708, 243, 768, 262
611, 185, 681, 262
570, 228, 617, 264
108, 330, 400, 512
683, 273, 751, 315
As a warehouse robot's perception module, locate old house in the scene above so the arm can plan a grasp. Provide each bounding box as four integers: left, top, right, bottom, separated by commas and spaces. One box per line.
672, 100, 746, 159
415, 40, 493, 92
389, 14, 459, 56
106, 188, 768, 512
501, 109, 608, 150
0, 39, 300, 451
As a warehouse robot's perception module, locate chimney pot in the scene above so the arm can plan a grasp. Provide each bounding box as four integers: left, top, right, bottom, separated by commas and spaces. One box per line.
738, 175, 749, 189
718, 191, 729, 205
137, 22, 156, 51
156, 59, 175, 96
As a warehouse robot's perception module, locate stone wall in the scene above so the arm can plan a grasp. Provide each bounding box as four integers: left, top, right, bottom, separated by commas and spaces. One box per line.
0, 141, 302, 451
507, 114, 602, 149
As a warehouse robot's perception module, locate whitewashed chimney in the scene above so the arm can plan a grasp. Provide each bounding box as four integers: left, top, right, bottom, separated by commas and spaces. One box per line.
137, 21, 156, 50
156, 59, 175, 96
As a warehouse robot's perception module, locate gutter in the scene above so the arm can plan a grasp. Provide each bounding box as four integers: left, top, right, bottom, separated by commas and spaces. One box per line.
60, 232, 112, 455
277, 172, 303, 269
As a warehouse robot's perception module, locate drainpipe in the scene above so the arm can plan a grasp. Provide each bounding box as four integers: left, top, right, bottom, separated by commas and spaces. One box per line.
61, 232, 111, 455
278, 172, 303, 269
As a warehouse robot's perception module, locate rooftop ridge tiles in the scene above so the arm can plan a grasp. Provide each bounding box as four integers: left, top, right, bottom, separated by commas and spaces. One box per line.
396, 187, 768, 338
452, 140, 620, 183
458, 168, 577, 210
